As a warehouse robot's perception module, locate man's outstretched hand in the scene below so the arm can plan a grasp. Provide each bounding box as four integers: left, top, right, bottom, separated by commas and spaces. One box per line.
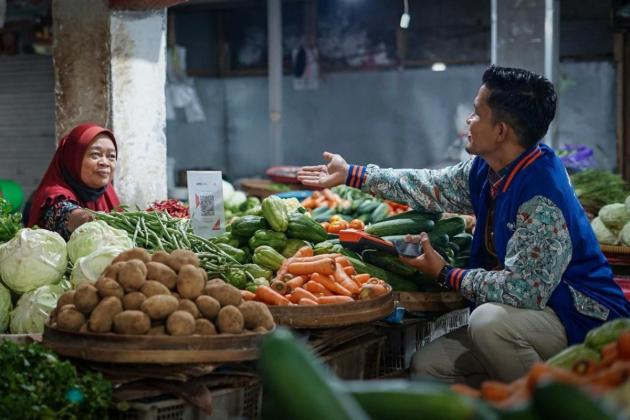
297, 151, 349, 188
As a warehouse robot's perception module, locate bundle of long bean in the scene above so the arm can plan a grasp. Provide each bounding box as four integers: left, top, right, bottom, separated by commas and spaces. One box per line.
90, 210, 251, 282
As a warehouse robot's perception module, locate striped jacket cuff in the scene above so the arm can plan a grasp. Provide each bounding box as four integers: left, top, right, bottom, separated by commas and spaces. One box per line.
345, 164, 367, 189
446, 268, 468, 292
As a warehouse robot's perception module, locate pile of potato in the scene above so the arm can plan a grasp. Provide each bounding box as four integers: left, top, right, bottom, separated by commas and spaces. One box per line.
50, 248, 274, 336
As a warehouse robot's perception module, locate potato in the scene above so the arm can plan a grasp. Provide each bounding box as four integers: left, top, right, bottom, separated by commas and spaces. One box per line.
113, 310, 151, 335
239, 301, 274, 330
147, 325, 166, 335
103, 261, 126, 281
57, 291, 75, 309
194, 319, 217, 335
141, 294, 179, 320
172, 292, 181, 300
95, 277, 124, 299
118, 259, 147, 292
254, 326, 269, 333
123, 291, 146, 310
151, 250, 173, 265
195, 295, 220, 320
88, 296, 123, 332
198, 268, 208, 283
205, 283, 242, 307
166, 310, 195, 336
178, 299, 200, 318
217, 305, 244, 334
176, 264, 205, 299
79, 323, 89, 333
207, 278, 225, 286
141, 280, 171, 297
146, 261, 177, 289
112, 247, 151, 264
74, 283, 101, 315
56, 306, 86, 332
168, 249, 199, 271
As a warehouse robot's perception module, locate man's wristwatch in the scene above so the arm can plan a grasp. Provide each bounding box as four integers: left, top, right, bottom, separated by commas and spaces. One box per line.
436, 264, 453, 290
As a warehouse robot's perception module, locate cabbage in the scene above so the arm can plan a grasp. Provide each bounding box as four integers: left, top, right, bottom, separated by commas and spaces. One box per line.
223, 180, 235, 202
599, 203, 630, 232
0, 282, 11, 332
70, 246, 125, 286
67, 220, 133, 263
591, 217, 618, 245
626, 195, 630, 214
0, 228, 67, 293
226, 190, 247, 209
10, 283, 65, 334
620, 222, 630, 247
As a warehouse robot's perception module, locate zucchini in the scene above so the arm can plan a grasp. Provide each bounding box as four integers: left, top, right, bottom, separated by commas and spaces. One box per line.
342, 380, 478, 420
342, 254, 419, 291
382, 209, 442, 222
259, 329, 369, 420
357, 199, 380, 214
362, 249, 417, 277
370, 202, 391, 223
365, 218, 435, 237
434, 216, 466, 237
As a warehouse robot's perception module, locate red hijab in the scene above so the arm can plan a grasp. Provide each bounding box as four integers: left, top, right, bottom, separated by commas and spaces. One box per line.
28, 123, 121, 227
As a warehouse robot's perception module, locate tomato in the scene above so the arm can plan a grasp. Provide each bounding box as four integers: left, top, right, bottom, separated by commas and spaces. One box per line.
328, 222, 345, 234
321, 222, 330, 232
349, 219, 365, 230
329, 214, 344, 224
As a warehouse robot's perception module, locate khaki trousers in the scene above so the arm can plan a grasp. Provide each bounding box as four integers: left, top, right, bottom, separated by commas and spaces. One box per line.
411, 302, 568, 386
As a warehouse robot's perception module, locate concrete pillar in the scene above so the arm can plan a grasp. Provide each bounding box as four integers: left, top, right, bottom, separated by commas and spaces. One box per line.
52, 0, 183, 208
268, 0, 283, 166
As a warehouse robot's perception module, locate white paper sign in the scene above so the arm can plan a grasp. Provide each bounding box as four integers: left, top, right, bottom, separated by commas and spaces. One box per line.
187, 171, 225, 238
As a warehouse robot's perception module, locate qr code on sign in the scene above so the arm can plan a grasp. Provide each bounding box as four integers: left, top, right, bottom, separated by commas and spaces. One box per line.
198, 193, 215, 217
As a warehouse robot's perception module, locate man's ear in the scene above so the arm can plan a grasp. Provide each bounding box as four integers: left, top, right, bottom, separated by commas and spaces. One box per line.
495, 121, 509, 143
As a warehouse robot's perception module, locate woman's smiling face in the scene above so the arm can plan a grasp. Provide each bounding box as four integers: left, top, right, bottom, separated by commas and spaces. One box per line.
80, 134, 117, 189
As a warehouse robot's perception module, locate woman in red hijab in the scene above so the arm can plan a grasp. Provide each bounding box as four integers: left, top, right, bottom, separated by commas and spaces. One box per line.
28, 123, 120, 239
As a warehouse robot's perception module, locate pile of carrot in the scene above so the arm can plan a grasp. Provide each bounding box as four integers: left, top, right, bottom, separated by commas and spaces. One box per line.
452, 330, 630, 408
240, 246, 391, 306
384, 200, 409, 216
301, 189, 348, 211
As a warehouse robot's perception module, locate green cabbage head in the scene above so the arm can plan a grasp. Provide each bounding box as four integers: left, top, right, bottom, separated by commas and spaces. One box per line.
0, 282, 11, 333
0, 228, 67, 293
67, 220, 133, 263
70, 246, 126, 287
591, 217, 618, 245
620, 222, 630, 247
10, 283, 66, 334
599, 203, 630, 232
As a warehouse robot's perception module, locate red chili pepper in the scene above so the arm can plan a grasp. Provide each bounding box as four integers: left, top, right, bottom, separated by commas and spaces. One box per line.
146, 199, 190, 218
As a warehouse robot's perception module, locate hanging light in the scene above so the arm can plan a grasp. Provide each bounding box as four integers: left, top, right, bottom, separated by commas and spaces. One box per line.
400, 0, 410, 29
431, 62, 447, 71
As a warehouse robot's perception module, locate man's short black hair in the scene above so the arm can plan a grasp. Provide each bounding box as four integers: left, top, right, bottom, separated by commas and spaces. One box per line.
482, 65, 557, 148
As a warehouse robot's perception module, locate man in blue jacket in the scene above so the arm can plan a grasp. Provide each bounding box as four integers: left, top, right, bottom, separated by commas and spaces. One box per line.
298, 65, 630, 385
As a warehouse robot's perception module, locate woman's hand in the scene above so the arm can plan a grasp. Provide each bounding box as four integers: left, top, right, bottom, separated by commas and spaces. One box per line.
399, 232, 446, 279
297, 151, 349, 188
67, 209, 94, 233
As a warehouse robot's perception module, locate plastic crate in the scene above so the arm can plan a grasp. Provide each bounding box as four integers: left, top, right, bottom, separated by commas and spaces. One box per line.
321, 335, 385, 380
110, 379, 262, 420
379, 308, 470, 376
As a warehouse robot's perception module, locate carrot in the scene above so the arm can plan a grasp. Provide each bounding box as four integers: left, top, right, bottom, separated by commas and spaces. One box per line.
526, 362, 586, 392
298, 298, 319, 305
301, 196, 316, 208
589, 361, 630, 389
352, 273, 371, 285
343, 265, 356, 276
322, 188, 337, 201
285, 275, 306, 291
290, 287, 319, 304
450, 383, 481, 399
270, 280, 288, 295
303, 280, 333, 296
493, 378, 530, 409
311, 272, 353, 296
334, 256, 351, 267
241, 290, 256, 301
617, 331, 630, 360
294, 246, 314, 258
359, 283, 389, 300
287, 258, 336, 276
288, 253, 341, 263
274, 258, 291, 282
481, 381, 511, 403
255, 285, 290, 306
318, 295, 354, 304
334, 263, 360, 295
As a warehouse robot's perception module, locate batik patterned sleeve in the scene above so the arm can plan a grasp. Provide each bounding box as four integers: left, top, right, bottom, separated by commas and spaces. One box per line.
40, 198, 81, 241
449, 195, 572, 310
345, 159, 474, 214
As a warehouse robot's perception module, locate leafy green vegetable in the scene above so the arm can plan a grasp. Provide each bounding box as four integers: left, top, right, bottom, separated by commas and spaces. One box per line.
0, 282, 11, 332
70, 246, 125, 287
571, 170, 630, 213
0, 340, 112, 419
67, 220, 133, 264
10, 283, 67, 334
599, 203, 630, 232
0, 197, 22, 243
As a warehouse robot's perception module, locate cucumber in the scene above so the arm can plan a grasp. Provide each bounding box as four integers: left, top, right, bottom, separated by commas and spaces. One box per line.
357, 199, 380, 214
428, 232, 450, 248
365, 218, 435, 237
434, 216, 467, 237
452, 232, 473, 249
381, 209, 442, 222
362, 249, 417, 277
532, 381, 616, 420
260, 328, 368, 420
370, 202, 391, 223
447, 241, 461, 253
342, 380, 478, 420
342, 254, 419, 291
